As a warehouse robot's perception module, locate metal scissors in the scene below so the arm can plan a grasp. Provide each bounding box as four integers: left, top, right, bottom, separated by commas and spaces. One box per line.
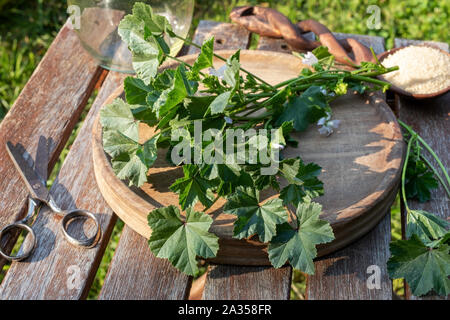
0, 141, 101, 262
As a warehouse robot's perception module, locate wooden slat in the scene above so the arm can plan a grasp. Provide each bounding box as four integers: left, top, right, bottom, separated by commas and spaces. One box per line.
394, 38, 449, 300
306, 34, 394, 300
187, 20, 250, 55
0, 71, 127, 299
0, 21, 102, 270
202, 265, 291, 300
306, 213, 393, 300
99, 226, 191, 300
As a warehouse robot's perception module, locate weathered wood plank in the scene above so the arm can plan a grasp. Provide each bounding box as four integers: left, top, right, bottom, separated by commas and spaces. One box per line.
202, 265, 291, 300
306, 34, 394, 300
99, 226, 191, 300
0, 21, 102, 270
187, 20, 250, 55
394, 38, 449, 300
0, 71, 127, 299
306, 213, 393, 300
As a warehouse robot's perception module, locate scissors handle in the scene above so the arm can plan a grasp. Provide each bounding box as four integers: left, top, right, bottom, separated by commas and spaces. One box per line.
0, 223, 37, 262
60, 209, 101, 248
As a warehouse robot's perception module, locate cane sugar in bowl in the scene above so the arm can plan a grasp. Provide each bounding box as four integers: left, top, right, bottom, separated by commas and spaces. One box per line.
379, 45, 450, 98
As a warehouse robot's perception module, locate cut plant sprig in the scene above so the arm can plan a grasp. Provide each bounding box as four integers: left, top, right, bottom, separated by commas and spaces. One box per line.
105, 2, 402, 278
387, 121, 450, 297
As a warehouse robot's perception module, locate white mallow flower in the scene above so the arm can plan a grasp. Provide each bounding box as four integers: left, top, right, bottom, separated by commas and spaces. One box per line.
224, 116, 233, 124
271, 143, 285, 150
317, 112, 341, 136
209, 64, 227, 79
319, 87, 336, 97
302, 52, 319, 66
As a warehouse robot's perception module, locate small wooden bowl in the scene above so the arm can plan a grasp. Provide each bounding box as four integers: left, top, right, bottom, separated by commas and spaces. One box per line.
377, 45, 450, 99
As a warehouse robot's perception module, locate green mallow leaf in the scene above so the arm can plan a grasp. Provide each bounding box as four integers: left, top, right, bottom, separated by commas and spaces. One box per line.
130, 2, 172, 35
275, 86, 328, 131
153, 69, 176, 90
279, 158, 324, 206
224, 188, 288, 243
268, 201, 334, 274
118, 16, 164, 84
118, 3, 173, 84
405, 158, 439, 203
103, 130, 140, 158
407, 210, 450, 245
170, 164, 216, 210
387, 234, 450, 296
148, 205, 219, 276
190, 37, 214, 79
224, 57, 240, 89
100, 98, 138, 141
312, 46, 332, 60
106, 132, 160, 187
124, 76, 152, 106
153, 64, 197, 118
210, 91, 232, 115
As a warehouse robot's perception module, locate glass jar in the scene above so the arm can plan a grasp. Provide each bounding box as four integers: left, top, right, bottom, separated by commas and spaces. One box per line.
67, 0, 195, 73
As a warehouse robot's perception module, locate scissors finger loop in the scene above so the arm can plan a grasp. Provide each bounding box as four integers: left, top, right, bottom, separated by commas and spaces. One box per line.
61, 210, 101, 248
0, 223, 36, 262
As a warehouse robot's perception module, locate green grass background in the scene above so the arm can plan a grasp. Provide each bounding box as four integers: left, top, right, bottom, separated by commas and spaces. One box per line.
0, 0, 448, 299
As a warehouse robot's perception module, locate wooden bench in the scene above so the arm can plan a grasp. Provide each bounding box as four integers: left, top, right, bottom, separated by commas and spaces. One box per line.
0, 20, 448, 300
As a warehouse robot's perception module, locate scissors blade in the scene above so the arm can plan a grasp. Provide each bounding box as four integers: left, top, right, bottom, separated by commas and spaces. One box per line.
34, 136, 49, 183
6, 141, 50, 202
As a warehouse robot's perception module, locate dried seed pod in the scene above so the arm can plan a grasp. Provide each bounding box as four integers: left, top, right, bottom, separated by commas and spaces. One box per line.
230, 6, 375, 66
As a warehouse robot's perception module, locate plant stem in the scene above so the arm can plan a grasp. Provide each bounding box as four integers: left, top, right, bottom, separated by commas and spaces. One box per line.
398, 120, 450, 187
420, 154, 450, 199
172, 34, 275, 88
402, 137, 414, 213
166, 54, 206, 77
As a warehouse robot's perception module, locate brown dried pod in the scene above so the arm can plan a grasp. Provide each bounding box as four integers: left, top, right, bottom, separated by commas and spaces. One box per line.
230, 6, 375, 66
230, 6, 318, 51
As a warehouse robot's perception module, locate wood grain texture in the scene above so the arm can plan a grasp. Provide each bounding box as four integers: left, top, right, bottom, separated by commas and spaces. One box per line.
202, 264, 292, 300
99, 226, 191, 300
92, 50, 403, 265
306, 34, 396, 300
306, 213, 392, 300
394, 39, 449, 301
187, 20, 250, 55
0, 71, 127, 299
0, 21, 102, 270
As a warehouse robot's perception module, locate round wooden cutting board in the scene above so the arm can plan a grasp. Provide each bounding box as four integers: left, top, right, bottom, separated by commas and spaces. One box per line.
92, 50, 405, 265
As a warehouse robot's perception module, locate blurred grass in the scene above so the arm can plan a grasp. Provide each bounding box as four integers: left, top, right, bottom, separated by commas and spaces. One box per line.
0, 0, 448, 299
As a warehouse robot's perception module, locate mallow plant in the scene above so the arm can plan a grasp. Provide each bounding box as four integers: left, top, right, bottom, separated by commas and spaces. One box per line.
100, 3, 449, 296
